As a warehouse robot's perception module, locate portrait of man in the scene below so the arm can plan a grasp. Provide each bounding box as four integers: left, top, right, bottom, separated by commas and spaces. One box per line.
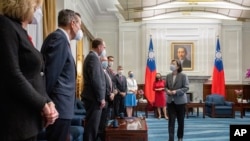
172, 42, 193, 70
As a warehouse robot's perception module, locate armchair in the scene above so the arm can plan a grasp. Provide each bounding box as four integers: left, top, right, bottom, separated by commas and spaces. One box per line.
205, 94, 235, 118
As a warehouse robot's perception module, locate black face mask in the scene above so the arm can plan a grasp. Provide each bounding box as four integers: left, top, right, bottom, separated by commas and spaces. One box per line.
156, 77, 160, 80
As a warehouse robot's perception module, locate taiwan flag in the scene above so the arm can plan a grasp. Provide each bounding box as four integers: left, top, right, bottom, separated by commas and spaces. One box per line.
211, 38, 225, 97
144, 37, 156, 105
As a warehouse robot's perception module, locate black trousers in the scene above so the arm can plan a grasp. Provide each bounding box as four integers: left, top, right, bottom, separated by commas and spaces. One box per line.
83, 99, 102, 141
20, 136, 37, 141
113, 94, 125, 117
167, 102, 186, 141
46, 118, 71, 141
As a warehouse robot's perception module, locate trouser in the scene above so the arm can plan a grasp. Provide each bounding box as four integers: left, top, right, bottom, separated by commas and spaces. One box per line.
167, 102, 186, 141
46, 118, 71, 141
83, 99, 102, 141
114, 94, 125, 117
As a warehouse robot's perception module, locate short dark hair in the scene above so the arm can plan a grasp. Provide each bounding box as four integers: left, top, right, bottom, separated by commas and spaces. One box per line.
92, 38, 104, 49
172, 59, 183, 73
107, 56, 114, 60
58, 9, 79, 27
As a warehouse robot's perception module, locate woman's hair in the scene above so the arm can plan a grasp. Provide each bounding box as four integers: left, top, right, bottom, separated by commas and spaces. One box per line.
0, 0, 43, 22
155, 73, 162, 81
171, 59, 183, 73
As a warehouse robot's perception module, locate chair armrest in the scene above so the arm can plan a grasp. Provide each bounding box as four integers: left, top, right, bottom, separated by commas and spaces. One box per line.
71, 117, 83, 126
205, 101, 214, 106
224, 101, 234, 106
74, 109, 86, 115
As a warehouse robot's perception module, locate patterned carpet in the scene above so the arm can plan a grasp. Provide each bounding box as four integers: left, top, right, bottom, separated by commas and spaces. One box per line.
145, 111, 250, 141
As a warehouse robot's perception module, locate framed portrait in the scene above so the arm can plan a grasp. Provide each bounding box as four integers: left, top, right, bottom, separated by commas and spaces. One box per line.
171, 42, 194, 71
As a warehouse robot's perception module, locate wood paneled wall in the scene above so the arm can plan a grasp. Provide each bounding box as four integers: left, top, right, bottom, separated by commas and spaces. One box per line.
203, 84, 250, 102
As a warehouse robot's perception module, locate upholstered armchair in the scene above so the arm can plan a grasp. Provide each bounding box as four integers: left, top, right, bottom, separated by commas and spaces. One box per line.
205, 94, 235, 118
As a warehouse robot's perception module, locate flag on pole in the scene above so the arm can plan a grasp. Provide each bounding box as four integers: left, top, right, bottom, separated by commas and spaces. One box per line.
211, 38, 225, 97
144, 37, 156, 105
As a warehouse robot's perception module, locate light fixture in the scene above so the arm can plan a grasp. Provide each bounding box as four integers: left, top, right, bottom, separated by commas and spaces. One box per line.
143, 1, 250, 10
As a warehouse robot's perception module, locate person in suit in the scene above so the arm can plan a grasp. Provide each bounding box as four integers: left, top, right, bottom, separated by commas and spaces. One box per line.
165, 59, 189, 141
114, 65, 127, 117
81, 38, 106, 141
0, 0, 58, 140
99, 56, 115, 141
176, 47, 191, 68
106, 55, 117, 118
41, 9, 83, 141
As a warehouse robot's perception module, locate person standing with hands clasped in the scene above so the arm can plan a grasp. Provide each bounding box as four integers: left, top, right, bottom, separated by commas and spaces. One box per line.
165, 59, 189, 141
153, 73, 168, 120
41, 9, 83, 141
125, 71, 138, 117
81, 38, 106, 141
0, 0, 58, 140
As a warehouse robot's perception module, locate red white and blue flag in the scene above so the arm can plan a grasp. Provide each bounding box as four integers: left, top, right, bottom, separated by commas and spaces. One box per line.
211, 38, 225, 97
144, 37, 156, 105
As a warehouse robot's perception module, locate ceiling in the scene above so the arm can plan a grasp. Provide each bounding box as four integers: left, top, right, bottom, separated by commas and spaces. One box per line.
87, 0, 250, 22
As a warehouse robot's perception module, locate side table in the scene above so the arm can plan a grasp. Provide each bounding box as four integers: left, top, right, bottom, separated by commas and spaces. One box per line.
135, 101, 148, 118
185, 102, 205, 118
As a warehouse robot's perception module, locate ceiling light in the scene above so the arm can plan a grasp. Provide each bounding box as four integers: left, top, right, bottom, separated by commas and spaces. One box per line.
143, 1, 250, 10
142, 11, 237, 20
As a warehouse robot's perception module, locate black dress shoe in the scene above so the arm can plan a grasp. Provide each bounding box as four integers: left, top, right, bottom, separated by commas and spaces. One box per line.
178, 138, 183, 141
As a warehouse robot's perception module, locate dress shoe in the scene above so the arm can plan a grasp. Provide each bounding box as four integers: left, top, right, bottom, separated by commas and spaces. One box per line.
178, 138, 183, 141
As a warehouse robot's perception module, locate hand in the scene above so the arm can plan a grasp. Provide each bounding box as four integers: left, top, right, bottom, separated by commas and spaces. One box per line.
110, 93, 115, 101
167, 90, 172, 95
100, 99, 106, 109
120, 92, 126, 97
172, 90, 176, 95
42, 102, 59, 127
113, 89, 118, 94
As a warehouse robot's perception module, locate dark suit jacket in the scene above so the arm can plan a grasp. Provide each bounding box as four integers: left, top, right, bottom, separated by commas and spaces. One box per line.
41, 29, 76, 119
181, 58, 191, 68
81, 51, 106, 103
104, 70, 112, 102
114, 74, 127, 93
0, 15, 50, 140
165, 72, 189, 104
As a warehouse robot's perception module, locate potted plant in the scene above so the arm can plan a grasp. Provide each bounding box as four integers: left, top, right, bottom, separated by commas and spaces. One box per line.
234, 89, 243, 103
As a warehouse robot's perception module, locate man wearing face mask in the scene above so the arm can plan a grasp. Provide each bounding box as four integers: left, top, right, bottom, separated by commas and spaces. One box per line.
113, 66, 127, 117
81, 38, 106, 141
165, 59, 189, 141
98, 56, 114, 141
41, 9, 83, 141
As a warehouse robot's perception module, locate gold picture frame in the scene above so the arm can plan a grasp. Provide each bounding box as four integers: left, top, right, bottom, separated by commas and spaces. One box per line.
171, 42, 194, 71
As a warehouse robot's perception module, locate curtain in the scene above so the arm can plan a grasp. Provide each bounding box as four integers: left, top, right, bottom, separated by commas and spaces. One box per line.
43, 0, 56, 39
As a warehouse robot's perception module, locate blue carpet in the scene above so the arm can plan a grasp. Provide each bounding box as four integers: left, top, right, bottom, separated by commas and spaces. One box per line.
144, 111, 250, 141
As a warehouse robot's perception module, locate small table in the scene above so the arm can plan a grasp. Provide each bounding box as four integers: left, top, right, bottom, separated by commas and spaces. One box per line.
135, 101, 148, 118
236, 102, 250, 118
105, 118, 148, 141
186, 102, 205, 118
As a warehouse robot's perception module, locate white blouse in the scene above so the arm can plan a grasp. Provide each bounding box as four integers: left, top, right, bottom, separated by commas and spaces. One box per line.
126, 78, 138, 93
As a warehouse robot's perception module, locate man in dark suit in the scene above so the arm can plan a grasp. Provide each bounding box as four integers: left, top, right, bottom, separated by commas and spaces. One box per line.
176, 47, 191, 68
113, 65, 127, 117
41, 9, 83, 141
99, 56, 114, 141
81, 38, 106, 141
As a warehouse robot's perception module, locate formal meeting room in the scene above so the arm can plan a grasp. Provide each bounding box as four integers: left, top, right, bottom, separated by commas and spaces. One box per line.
22, 0, 250, 141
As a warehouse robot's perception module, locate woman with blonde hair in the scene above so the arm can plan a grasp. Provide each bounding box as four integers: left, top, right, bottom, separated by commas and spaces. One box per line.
0, 0, 58, 140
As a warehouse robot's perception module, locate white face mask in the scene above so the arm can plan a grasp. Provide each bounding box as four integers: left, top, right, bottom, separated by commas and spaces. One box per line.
100, 49, 106, 57
74, 29, 83, 40
31, 7, 43, 24
108, 61, 113, 67
170, 64, 177, 71
102, 61, 108, 69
